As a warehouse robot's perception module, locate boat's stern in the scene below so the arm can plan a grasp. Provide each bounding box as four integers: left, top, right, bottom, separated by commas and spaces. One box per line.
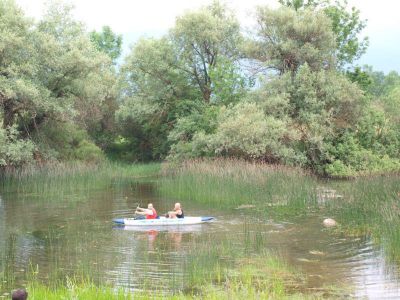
112, 218, 125, 225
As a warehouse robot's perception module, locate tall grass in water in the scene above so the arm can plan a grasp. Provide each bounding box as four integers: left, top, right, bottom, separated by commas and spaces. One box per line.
26, 279, 322, 300
159, 159, 318, 216
329, 176, 400, 263
0, 162, 161, 196
182, 235, 304, 297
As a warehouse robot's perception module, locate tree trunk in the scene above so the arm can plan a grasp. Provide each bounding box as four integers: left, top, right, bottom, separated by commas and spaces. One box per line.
2, 101, 15, 129
202, 85, 211, 103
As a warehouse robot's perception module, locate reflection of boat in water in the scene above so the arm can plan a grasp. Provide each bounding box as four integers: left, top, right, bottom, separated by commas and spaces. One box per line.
113, 224, 208, 233
113, 216, 214, 226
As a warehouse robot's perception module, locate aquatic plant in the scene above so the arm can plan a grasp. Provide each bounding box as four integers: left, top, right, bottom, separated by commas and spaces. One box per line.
159, 159, 318, 218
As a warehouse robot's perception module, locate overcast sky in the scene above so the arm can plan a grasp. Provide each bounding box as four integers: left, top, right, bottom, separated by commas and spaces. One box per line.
15, 0, 400, 73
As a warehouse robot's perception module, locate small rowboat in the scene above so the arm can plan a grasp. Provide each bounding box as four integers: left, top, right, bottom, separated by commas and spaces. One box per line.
113, 216, 214, 226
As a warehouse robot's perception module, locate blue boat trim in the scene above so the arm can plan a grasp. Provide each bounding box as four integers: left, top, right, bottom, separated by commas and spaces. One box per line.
113, 218, 125, 225
201, 216, 214, 222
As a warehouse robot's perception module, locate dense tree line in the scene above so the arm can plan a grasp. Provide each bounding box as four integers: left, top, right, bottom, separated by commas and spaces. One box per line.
1, 0, 399, 177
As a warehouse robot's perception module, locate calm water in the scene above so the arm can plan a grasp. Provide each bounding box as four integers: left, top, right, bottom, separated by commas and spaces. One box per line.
1, 179, 400, 299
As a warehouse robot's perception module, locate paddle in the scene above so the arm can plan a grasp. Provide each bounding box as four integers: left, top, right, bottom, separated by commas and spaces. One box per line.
133, 202, 146, 220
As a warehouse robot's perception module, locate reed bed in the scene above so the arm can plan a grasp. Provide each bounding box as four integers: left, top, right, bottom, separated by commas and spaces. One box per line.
0, 162, 161, 196
162, 159, 400, 266
25, 280, 322, 300
328, 176, 400, 263
159, 159, 318, 216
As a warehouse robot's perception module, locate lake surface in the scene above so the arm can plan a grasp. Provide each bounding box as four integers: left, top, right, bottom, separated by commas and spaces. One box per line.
1, 178, 400, 298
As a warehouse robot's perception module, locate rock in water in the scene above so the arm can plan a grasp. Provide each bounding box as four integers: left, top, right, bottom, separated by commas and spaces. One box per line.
323, 218, 337, 227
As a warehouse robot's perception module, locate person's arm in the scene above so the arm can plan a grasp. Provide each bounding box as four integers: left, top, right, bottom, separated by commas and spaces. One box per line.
176, 209, 182, 216
168, 210, 177, 216
136, 209, 153, 216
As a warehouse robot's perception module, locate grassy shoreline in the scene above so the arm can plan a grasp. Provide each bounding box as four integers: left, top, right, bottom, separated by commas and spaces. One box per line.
2, 159, 400, 298
0, 161, 161, 181
159, 160, 400, 264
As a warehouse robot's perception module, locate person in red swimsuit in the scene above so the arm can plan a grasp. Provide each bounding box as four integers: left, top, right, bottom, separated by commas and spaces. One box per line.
135, 203, 157, 219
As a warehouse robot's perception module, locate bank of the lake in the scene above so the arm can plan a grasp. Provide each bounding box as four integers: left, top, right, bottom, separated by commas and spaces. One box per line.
1, 160, 400, 299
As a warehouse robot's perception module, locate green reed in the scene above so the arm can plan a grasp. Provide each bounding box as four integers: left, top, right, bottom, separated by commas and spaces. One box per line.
327, 176, 400, 263
0, 162, 161, 197
25, 279, 322, 300
160, 159, 400, 267
159, 159, 318, 218
182, 244, 314, 299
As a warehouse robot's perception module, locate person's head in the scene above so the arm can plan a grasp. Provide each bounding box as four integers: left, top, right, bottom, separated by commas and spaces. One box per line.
174, 203, 181, 210
148, 203, 153, 209
12, 289, 28, 300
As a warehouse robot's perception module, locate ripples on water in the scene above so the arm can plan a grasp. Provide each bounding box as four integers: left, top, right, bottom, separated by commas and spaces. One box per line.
1, 184, 400, 298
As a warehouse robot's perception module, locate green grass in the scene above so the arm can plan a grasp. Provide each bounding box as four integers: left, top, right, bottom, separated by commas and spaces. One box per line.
23, 282, 323, 300
3, 159, 400, 298
0, 161, 161, 196
160, 159, 400, 266
327, 176, 400, 263
159, 159, 318, 218
22, 256, 324, 300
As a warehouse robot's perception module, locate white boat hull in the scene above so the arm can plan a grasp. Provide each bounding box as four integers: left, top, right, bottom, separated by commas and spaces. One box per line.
113, 216, 214, 226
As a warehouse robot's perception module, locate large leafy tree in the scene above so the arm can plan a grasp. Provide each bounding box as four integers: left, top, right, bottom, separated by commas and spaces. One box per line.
279, 0, 368, 68
0, 0, 43, 129
170, 1, 242, 102
249, 6, 336, 74
0, 0, 116, 164
90, 26, 122, 64
117, 37, 200, 160
117, 1, 246, 160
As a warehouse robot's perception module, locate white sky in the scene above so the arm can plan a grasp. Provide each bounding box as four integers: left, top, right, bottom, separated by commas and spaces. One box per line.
15, 0, 400, 72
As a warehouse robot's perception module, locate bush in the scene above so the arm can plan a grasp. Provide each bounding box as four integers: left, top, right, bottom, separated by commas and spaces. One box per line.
168, 103, 301, 164
0, 126, 35, 167
33, 120, 105, 163
74, 140, 105, 163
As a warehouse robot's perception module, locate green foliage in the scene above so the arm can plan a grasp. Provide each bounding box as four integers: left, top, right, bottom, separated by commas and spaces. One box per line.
323, 0, 368, 68
209, 58, 250, 105
0, 0, 398, 177
117, 37, 200, 160
384, 87, 400, 123
261, 64, 364, 170
33, 120, 104, 162
74, 140, 104, 162
325, 132, 400, 177
0, 0, 118, 165
117, 1, 248, 160
90, 26, 122, 64
346, 66, 372, 92
279, 0, 369, 68
0, 125, 34, 166
170, 0, 243, 102
210, 103, 296, 161
249, 6, 336, 73
278, 0, 319, 10
0, 0, 44, 128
